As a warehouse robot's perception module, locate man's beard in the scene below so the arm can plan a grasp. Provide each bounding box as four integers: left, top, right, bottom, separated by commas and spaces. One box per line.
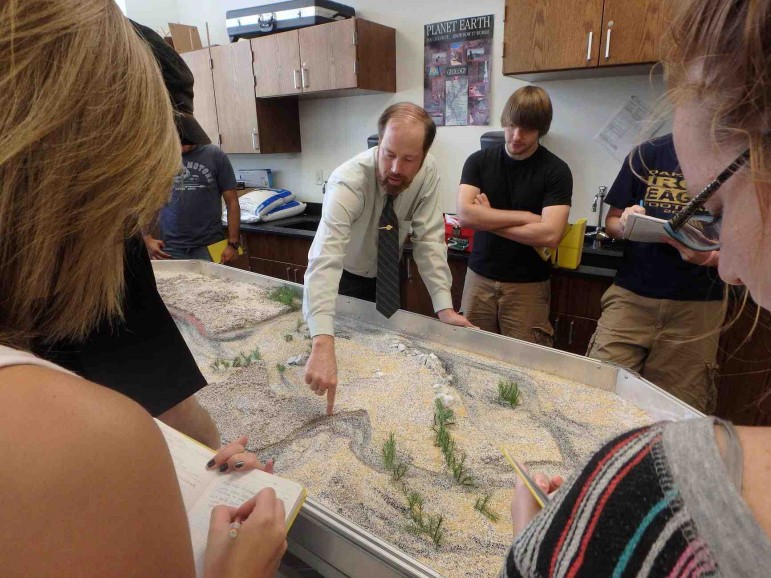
377, 167, 411, 196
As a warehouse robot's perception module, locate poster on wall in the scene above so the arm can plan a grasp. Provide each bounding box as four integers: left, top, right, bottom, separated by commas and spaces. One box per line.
424, 15, 494, 127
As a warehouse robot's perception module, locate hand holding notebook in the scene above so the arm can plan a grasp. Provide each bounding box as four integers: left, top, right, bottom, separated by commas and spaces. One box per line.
155, 420, 306, 577
622, 212, 669, 243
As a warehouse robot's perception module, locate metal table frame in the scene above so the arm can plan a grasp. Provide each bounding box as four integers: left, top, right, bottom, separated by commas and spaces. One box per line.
153, 261, 701, 577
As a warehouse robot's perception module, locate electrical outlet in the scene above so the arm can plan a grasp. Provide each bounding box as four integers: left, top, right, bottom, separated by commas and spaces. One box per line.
315, 169, 323, 186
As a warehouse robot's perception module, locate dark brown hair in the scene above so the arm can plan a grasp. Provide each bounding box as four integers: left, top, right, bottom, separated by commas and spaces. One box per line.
500, 86, 553, 136
377, 103, 437, 156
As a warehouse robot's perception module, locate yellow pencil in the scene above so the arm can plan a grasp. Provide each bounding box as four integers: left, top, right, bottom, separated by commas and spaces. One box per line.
499, 446, 549, 508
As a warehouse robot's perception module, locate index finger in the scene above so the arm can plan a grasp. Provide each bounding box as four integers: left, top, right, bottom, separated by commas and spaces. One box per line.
326, 382, 337, 416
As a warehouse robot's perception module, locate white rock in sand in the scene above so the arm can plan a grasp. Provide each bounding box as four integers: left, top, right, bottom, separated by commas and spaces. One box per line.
374, 371, 384, 378
287, 354, 309, 366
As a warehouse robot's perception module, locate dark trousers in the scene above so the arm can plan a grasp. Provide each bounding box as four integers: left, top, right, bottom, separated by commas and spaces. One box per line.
338, 269, 377, 303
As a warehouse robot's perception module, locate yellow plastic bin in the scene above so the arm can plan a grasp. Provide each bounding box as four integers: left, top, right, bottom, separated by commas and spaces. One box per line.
556, 218, 587, 270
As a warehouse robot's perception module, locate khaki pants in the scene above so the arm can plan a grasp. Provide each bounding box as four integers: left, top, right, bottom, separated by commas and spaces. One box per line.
587, 284, 726, 413
461, 268, 553, 346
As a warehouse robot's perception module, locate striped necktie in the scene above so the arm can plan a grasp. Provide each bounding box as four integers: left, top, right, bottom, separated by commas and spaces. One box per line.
376, 195, 400, 318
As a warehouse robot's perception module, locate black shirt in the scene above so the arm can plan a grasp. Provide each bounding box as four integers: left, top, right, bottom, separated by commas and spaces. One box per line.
460, 144, 573, 282
607, 134, 724, 301
35, 235, 207, 416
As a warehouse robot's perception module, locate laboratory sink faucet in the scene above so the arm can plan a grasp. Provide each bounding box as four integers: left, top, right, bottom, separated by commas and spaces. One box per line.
590, 186, 609, 248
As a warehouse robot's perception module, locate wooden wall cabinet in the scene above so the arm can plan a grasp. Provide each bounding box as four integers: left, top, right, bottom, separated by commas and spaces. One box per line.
180, 49, 220, 144
182, 44, 301, 154
251, 18, 396, 98
503, 0, 670, 78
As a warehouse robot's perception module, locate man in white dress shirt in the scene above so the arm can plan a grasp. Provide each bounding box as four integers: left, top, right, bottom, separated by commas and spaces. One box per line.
303, 103, 473, 415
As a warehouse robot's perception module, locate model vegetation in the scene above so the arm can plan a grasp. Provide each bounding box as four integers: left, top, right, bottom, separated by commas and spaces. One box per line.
268, 286, 300, 311
405, 491, 445, 547
382, 432, 409, 481
381, 432, 444, 547
473, 494, 500, 523
497, 379, 520, 407
211, 347, 261, 370
433, 398, 475, 487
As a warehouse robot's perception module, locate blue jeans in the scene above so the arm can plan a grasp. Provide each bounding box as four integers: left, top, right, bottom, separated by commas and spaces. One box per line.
164, 244, 213, 261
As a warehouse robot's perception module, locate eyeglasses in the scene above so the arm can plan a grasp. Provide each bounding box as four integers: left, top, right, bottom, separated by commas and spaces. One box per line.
664, 149, 750, 252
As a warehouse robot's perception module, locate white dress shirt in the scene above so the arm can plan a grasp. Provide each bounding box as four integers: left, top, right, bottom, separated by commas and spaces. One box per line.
303, 147, 453, 337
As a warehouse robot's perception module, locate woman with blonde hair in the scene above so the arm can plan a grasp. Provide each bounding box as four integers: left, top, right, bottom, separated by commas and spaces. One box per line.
0, 1, 286, 576
503, 0, 771, 575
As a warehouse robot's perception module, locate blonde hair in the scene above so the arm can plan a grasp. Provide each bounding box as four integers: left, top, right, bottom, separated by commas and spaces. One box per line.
663, 0, 770, 202
500, 86, 553, 136
0, 0, 180, 348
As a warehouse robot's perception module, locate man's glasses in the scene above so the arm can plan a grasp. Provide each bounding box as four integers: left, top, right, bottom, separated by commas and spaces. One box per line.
664, 149, 750, 252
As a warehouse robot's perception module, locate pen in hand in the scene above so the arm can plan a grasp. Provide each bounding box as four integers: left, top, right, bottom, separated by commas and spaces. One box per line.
228, 518, 241, 539
500, 446, 549, 508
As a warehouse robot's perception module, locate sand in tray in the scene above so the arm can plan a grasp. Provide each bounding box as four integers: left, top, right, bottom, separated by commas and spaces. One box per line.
155, 271, 292, 335
158, 273, 653, 577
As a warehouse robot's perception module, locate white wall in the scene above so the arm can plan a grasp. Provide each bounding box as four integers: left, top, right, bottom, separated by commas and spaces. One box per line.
124, 0, 179, 36
135, 0, 670, 222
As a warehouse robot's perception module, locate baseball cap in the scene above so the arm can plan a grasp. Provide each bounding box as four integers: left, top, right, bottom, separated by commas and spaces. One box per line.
130, 20, 211, 145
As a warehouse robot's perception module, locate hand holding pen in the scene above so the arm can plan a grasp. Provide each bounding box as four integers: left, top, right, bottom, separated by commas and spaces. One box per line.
203, 488, 287, 578
500, 448, 564, 537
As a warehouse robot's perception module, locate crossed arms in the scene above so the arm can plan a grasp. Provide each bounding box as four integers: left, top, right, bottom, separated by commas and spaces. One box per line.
456, 184, 569, 248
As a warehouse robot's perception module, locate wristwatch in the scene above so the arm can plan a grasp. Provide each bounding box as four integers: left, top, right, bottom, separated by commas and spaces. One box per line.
227, 241, 241, 250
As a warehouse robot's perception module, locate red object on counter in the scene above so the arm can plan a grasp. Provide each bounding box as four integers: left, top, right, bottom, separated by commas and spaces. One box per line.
444, 214, 474, 252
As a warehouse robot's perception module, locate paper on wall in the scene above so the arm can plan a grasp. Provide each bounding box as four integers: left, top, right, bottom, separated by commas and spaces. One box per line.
595, 96, 665, 163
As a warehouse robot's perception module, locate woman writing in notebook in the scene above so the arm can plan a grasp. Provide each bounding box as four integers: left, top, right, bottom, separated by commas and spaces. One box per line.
0, 1, 285, 576
504, 0, 771, 575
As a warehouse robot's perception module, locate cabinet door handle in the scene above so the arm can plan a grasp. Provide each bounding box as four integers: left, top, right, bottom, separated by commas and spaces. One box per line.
568, 320, 575, 346
301, 65, 308, 88
251, 130, 258, 150
406, 257, 412, 280
605, 28, 612, 59
293, 69, 300, 90
586, 31, 593, 61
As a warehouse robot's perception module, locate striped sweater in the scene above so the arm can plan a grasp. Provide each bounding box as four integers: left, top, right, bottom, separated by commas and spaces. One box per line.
500, 418, 771, 577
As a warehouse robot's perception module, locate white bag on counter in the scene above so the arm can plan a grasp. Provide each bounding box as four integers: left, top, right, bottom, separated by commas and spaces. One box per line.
260, 200, 307, 222
222, 188, 295, 223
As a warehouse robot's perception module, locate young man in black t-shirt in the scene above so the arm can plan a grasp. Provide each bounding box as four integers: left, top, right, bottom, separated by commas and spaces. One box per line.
587, 134, 725, 412
457, 86, 572, 345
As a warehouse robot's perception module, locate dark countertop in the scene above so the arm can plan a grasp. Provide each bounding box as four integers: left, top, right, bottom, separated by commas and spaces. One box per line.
238, 213, 621, 280
240, 216, 318, 239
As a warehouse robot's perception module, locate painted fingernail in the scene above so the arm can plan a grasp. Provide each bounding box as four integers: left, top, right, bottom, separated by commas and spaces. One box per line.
234, 460, 245, 469
219, 464, 229, 472
206, 459, 216, 468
